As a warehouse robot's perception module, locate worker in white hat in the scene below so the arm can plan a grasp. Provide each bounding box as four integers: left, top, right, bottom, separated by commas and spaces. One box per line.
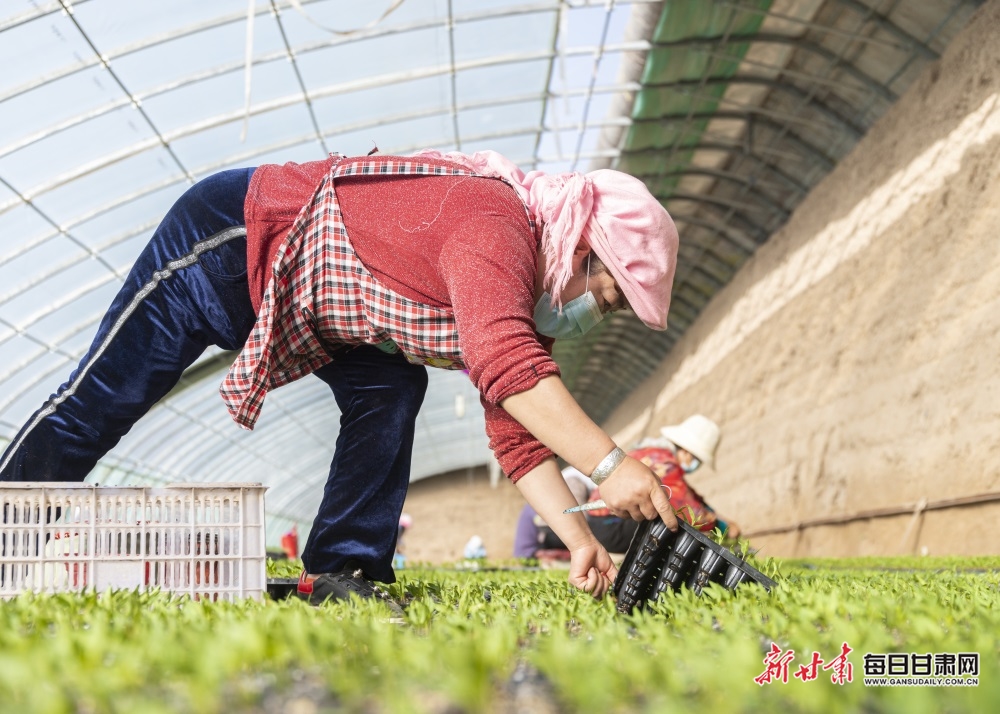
660, 414, 722, 472
585, 415, 740, 552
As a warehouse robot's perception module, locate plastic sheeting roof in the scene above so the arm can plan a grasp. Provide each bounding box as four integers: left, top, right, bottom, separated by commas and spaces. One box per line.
0, 0, 649, 538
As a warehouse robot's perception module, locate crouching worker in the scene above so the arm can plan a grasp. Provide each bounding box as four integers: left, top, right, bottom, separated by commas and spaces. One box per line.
0, 148, 679, 609
586, 415, 741, 553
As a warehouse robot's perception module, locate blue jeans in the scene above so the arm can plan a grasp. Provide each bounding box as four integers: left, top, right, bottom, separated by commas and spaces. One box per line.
0, 168, 427, 583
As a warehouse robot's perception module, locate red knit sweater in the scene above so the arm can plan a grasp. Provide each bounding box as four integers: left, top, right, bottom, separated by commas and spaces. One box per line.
243, 158, 560, 480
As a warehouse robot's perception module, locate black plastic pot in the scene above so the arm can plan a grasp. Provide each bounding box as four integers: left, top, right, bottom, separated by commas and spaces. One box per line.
266, 577, 300, 600
613, 519, 777, 614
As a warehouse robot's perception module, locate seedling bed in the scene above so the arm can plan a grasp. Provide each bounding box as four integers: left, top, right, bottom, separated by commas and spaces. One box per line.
3, 562, 999, 713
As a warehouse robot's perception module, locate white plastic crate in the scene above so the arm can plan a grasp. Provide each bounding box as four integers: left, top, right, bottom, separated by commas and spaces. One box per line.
0, 482, 267, 601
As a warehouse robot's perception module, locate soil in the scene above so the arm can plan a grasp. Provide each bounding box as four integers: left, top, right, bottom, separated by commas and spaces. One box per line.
400, 466, 527, 565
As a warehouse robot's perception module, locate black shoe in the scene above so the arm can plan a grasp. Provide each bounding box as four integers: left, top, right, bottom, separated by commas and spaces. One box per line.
297, 563, 405, 617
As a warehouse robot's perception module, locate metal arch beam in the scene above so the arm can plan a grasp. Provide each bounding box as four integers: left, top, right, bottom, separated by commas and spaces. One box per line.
674, 234, 744, 273
666, 211, 758, 255
269, 0, 329, 156
3, 102, 603, 294
1, 9, 653, 156
0, 0, 611, 104
831, 0, 939, 60
631, 112, 837, 171
678, 253, 735, 286
56, 1, 194, 187
3, 45, 556, 161
0, 86, 836, 225
687, 141, 812, 194
7, 96, 529, 204
9, 57, 638, 202
0, 0, 904, 432
573, 336, 664, 378
643, 76, 866, 140
650, 32, 897, 103
0, 0, 95, 33
621, 140, 811, 196
673, 270, 724, 303
658, 192, 772, 245
639, 100, 844, 143
588, 327, 677, 370
587, 350, 665, 382
672, 276, 717, 308
713, 1, 920, 53
666, 189, 783, 229
573, 370, 654, 406
575, 354, 670, 414
3, 72, 631, 162
676, 243, 741, 281
0, 122, 441, 256
662, 292, 702, 325
637, 166, 791, 220
574, 361, 657, 397
638, 164, 789, 195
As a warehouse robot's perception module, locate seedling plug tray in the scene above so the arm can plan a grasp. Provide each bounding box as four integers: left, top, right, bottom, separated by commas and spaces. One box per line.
266, 577, 299, 600
613, 518, 776, 614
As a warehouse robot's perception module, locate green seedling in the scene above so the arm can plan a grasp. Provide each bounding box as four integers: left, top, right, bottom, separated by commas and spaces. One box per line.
0, 556, 995, 713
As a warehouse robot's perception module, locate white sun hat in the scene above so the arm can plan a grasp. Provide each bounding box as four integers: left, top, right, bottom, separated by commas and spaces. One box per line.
660, 415, 721, 468
561, 466, 595, 505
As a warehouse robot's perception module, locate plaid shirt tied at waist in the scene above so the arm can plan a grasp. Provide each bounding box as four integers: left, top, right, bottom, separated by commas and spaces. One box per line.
220, 155, 533, 429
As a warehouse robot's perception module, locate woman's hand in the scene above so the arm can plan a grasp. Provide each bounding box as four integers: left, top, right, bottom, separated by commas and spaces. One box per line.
514, 459, 617, 599
499, 377, 674, 531
598, 455, 679, 528
568, 539, 618, 599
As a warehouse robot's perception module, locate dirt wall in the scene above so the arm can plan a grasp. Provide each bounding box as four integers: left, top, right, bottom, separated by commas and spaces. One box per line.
400, 466, 526, 565
603, 0, 1000, 558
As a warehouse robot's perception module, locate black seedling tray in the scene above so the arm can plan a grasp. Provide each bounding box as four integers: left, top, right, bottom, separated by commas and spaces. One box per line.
266, 577, 300, 600
613, 518, 777, 614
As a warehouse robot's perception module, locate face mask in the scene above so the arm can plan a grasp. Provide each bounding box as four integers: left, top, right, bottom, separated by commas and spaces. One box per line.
533, 291, 604, 339
681, 458, 701, 474
533, 253, 605, 340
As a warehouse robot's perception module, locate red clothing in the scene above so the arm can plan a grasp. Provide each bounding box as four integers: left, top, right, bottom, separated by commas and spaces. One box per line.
244, 158, 334, 311
588, 445, 719, 531
236, 155, 559, 480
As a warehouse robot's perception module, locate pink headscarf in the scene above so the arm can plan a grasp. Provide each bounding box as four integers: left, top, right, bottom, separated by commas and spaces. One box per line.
416, 149, 678, 331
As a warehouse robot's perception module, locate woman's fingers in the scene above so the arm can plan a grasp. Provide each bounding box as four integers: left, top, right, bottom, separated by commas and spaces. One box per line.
650, 484, 679, 531
604, 561, 619, 584
593, 569, 608, 599
639, 500, 659, 521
